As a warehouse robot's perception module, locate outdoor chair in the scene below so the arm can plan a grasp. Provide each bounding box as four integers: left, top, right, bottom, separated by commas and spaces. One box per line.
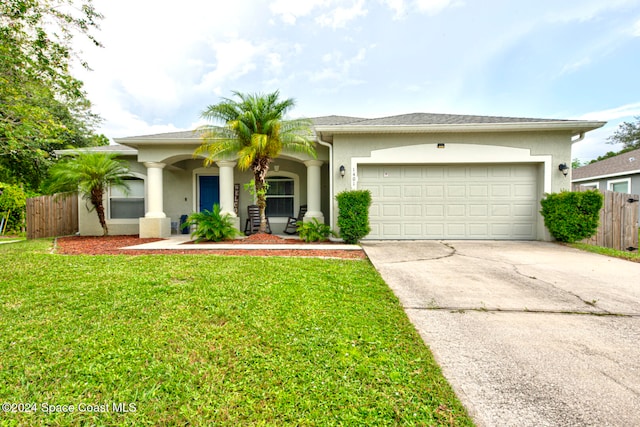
283, 205, 308, 235
244, 204, 272, 235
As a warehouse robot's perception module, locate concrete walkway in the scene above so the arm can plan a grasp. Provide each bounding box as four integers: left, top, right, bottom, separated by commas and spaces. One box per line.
362, 240, 640, 427
122, 235, 362, 251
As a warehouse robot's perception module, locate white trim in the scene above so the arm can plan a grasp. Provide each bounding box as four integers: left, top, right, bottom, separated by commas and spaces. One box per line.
577, 182, 599, 190
192, 167, 219, 212
607, 177, 631, 193
350, 143, 553, 193
572, 169, 640, 182
266, 171, 300, 221
107, 172, 146, 221
314, 120, 605, 135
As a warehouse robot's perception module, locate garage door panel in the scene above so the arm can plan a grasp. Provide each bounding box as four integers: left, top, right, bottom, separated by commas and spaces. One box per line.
358, 164, 538, 240
469, 205, 489, 217
447, 185, 466, 197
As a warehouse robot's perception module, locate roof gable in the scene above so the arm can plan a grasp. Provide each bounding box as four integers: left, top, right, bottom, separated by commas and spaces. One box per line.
572, 148, 640, 181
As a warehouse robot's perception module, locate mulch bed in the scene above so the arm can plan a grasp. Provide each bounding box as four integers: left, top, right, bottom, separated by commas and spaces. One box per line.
55, 234, 366, 259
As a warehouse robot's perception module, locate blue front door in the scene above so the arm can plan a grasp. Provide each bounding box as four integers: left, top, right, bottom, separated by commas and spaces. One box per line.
199, 175, 220, 212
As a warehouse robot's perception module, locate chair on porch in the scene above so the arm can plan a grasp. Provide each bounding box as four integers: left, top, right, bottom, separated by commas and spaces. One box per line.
244, 204, 272, 235
283, 205, 307, 235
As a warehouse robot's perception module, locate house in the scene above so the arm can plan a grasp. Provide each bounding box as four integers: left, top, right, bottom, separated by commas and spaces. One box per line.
572, 147, 640, 195
76, 112, 605, 240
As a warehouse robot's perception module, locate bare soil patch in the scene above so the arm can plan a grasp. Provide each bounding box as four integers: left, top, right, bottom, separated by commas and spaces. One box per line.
55, 234, 366, 259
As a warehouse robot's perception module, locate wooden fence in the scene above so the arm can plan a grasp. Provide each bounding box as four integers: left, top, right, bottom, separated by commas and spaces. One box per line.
572, 186, 639, 251
26, 193, 78, 239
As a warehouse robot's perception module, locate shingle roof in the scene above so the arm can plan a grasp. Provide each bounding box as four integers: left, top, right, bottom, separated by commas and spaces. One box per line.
572, 148, 640, 181
339, 112, 566, 126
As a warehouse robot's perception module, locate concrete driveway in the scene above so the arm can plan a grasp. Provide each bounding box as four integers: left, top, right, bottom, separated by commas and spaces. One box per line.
362, 240, 640, 427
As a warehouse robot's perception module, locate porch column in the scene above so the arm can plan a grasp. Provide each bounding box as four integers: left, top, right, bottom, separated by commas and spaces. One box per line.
139, 162, 171, 238
216, 160, 240, 230
303, 160, 324, 223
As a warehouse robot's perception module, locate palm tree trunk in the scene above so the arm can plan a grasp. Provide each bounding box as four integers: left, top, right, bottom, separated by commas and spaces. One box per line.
253, 158, 271, 233
91, 188, 109, 236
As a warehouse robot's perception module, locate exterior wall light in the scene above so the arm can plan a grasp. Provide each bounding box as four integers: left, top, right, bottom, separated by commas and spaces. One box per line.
558, 163, 569, 177
437, 143, 445, 149
339, 165, 346, 178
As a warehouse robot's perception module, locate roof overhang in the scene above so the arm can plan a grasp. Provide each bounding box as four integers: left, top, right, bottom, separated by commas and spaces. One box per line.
314, 120, 606, 142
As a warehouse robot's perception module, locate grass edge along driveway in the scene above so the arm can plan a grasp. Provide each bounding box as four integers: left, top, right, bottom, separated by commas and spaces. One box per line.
0, 239, 473, 426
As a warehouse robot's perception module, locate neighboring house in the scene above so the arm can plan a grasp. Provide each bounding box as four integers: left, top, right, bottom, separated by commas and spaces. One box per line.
572, 147, 640, 195
71, 113, 604, 240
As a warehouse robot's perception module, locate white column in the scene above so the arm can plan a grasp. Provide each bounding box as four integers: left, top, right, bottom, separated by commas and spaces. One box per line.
139, 162, 170, 238
215, 161, 237, 216
303, 160, 324, 223
216, 160, 240, 230
144, 162, 166, 218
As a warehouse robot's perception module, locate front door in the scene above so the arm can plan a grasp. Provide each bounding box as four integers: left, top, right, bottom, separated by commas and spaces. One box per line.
199, 175, 220, 212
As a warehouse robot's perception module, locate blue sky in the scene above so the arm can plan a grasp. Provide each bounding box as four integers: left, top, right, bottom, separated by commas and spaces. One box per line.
74, 0, 640, 162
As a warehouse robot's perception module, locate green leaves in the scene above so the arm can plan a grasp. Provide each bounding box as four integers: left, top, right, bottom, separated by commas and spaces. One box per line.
297, 218, 336, 242
182, 204, 241, 242
43, 152, 131, 235
0, 0, 105, 189
336, 190, 372, 244
540, 190, 603, 242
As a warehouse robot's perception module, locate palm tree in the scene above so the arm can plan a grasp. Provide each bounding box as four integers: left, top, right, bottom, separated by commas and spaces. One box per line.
195, 90, 316, 233
43, 152, 131, 236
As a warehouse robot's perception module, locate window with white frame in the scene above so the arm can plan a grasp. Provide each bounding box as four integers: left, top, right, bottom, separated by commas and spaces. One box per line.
266, 176, 294, 217
579, 182, 599, 190
607, 178, 630, 194
109, 178, 145, 219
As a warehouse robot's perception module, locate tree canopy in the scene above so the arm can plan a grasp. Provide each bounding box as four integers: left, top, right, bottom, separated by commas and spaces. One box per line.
195, 90, 316, 232
0, 0, 107, 190
607, 116, 640, 150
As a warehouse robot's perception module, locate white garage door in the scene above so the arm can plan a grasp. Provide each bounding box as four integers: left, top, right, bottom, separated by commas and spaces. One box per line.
358, 164, 538, 240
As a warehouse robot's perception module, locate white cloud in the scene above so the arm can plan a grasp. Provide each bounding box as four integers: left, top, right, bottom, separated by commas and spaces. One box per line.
315, 0, 368, 29
197, 38, 264, 92
310, 47, 368, 82
380, 0, 407, 19
414, 0, 457, 16
632, 18, 640, 36
558, 57, 592, 76
578, 103, 640, 121
269, 0, 328, 24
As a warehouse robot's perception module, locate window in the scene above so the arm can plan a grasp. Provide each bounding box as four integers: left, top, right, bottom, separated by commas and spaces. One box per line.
580, 182, 599, 190
607, 178, 630, 194
266, 176, 294, 217
110, 178, 145, 219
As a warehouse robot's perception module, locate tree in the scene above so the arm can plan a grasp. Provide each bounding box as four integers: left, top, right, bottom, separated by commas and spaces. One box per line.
0, 0, 106, 190
571, 158, 583, 169
607, 116, 640, 150
43, 152, 131, 236
195, 91, 316, 233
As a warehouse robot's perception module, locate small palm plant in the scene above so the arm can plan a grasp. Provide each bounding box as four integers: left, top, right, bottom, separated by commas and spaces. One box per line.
182, 204, 241, 242
297, 218, 336, 242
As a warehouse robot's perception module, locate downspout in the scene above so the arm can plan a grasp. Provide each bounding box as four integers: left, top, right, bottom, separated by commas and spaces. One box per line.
316, 132, 334, 228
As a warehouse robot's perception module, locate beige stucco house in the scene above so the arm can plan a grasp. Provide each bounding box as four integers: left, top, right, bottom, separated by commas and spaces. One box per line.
77, 113, 605, 240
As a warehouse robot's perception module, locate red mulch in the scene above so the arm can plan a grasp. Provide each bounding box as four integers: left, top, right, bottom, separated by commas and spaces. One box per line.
55, 234, 366, 259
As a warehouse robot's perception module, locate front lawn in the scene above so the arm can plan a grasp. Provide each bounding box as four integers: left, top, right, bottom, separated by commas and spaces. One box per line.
0, 240, 473, 426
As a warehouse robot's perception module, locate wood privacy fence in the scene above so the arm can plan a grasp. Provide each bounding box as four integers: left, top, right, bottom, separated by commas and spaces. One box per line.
572, 186, 639, 251
26, 193, 78, 239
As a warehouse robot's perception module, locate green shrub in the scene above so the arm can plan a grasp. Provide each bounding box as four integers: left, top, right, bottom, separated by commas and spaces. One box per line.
182, 204, 241, 242
297, 218, 336, 242
0, 182, 28, 233
336, 190, 372, 244
540, 190, 603, 242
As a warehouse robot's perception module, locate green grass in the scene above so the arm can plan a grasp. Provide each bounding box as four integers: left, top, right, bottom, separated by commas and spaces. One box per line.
569, 229, 640, 262
0, 240, 473, 426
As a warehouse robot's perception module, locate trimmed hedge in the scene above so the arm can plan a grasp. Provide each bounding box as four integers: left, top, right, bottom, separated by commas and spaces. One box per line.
336, 190, 372, 244
540, 190, 603, 242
